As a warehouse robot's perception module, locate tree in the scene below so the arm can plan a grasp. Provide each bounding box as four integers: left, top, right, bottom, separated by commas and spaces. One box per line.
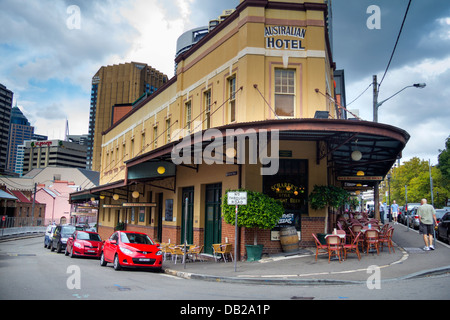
437, 136, 450, 187
380, 157, 449, 208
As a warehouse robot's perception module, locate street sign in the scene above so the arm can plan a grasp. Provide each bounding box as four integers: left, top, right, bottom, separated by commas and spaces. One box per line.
227, 191, 247, 205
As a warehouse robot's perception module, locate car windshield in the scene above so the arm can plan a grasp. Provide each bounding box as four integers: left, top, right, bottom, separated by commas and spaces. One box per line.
61, 225, 76, 236
77, 231, 101, 241
120, 233, 154, 245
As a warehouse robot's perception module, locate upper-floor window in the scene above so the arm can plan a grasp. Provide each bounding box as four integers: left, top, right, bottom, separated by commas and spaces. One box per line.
166, 118, 171, 143
275, 69, 295, 117
228, 76, 236, 122
204, 90, 211, 129
185, 101, 192, 135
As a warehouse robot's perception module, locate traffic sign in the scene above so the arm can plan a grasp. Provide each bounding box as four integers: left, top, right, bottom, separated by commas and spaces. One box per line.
227, 191, 247, 205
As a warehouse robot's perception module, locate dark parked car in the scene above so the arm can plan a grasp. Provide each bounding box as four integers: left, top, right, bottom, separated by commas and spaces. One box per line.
435, 209, 449, 224
408, 207, 421, 229
50, 224, 76, 253
436, 212, 450, 243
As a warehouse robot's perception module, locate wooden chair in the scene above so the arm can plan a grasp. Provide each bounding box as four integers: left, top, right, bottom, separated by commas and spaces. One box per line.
343, 232, 361, 261
312, 233, 328, 261
379, 227, 395, 253
326, 235, 342, 263
365, 229, 379, 255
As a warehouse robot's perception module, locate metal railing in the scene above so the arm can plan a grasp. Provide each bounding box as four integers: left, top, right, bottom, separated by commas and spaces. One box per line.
0, 217, 49, 238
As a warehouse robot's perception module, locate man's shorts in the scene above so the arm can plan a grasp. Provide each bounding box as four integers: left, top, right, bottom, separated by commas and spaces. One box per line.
419, 222, 434, 235
392, 212, 398, 218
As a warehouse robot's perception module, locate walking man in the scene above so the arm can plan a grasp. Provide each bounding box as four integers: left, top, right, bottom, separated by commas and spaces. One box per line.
391, 200, 399, 224
417, 198, 438, 251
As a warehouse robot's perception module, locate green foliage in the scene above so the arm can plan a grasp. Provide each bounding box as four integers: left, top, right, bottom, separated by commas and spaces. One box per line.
308, 185, 350, 210
437, 136, 450, 186
222, 189, 284, 230
381, 156, 449, 208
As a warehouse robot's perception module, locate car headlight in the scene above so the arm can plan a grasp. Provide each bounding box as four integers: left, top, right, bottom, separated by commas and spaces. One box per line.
61, 238, 68, 244
74, 242, 83, 248
156, 250, 163, 256
119, 247, 134, 255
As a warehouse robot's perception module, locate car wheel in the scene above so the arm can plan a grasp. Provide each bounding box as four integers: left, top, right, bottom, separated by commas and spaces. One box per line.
100, 253, 107, 267
65, 246, 69, 256
50, 242, 55, 252
56, 243, 62, 253
113, 254, 121, 271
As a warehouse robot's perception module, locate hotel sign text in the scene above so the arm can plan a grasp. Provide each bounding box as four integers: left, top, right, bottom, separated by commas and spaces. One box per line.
265, 26, 306, 50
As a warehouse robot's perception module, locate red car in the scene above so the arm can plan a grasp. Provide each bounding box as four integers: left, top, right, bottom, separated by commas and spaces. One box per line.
100, 231, 163, 271
65, 231, 103, 258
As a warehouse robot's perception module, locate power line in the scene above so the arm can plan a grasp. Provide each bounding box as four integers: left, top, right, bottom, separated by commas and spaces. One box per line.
379, 0, 412, 88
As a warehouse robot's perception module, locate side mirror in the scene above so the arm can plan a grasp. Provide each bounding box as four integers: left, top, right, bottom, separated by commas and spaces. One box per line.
110, 240, 117, 245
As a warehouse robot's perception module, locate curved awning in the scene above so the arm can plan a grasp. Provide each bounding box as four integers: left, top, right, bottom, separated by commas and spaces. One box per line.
126, 118, 409, 184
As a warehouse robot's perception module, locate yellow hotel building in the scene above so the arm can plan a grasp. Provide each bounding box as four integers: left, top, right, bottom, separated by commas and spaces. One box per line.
71, 0, 409, 258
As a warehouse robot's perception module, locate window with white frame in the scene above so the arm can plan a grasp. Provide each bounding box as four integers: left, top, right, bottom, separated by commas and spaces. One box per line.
228, 76, 236, 122
275, 69, 295, 117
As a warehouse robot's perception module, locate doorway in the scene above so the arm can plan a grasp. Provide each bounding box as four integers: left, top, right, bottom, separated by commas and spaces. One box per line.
181, 187, 194, 245
204, 183, 222, 254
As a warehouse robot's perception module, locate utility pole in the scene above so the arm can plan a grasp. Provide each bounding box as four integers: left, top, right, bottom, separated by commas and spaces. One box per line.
373, 75, 379, 122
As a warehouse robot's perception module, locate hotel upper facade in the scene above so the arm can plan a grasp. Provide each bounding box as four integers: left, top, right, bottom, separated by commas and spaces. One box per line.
71, 0, 409, 257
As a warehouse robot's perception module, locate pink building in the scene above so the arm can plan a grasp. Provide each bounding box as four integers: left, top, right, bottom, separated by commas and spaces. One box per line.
35, 181, 78, 225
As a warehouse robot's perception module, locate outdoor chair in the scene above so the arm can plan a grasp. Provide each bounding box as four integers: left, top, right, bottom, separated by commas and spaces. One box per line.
171, 246, 185, 264
343, 232, 361, 261
188, 245, 204, 262
379, 227, 395, 253
326, 235, 342, 263
212, 243, 233, 262
312, 233, 328, 261
365, 229, 379, 255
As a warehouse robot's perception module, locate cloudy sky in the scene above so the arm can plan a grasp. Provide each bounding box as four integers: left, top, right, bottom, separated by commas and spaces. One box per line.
1, 0, 449, 165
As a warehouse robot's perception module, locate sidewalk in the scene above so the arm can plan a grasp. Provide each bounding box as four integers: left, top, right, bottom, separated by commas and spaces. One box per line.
164, 222, 450, 285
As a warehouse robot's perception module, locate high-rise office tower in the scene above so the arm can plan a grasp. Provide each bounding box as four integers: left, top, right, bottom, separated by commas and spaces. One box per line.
86, 62, 168, 171
7, 105, 35, 173
0, 84, 13, 173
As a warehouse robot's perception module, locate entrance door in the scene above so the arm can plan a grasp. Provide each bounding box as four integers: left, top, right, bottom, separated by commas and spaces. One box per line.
181, 187, 194, 245
156, 193, 163, 242
204, 183, 222, 254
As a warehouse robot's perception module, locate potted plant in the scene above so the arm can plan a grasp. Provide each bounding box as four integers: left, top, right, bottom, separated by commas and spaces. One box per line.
222, 189, 284, 261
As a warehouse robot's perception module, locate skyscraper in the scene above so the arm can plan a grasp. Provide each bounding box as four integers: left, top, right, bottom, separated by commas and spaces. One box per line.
7, 105, 34, 173
86, 62, 168, 171
0, 84, 13, 173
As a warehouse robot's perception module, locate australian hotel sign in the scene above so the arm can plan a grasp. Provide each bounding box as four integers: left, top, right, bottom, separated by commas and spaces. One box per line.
265, 25, 306, 50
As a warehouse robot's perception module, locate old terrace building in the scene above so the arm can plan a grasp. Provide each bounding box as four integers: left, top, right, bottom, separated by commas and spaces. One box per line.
71, 0, 409, 258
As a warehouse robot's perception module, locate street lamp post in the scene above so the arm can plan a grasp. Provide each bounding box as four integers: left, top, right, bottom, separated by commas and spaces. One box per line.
372, 74, 426, 122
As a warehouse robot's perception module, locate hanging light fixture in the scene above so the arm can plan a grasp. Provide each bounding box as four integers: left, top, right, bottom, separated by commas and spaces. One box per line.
132, 191, 140, 199
356, 171, 365, 176
351, 139, 362, 161
113, 194, 120, 201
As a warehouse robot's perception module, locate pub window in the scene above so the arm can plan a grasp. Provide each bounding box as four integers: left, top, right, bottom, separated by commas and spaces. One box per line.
204, 90, 211, 129
141, 132, 146, 152
275, 69, 295, 117
228, 76, 236, 122
185, 101, 192, 135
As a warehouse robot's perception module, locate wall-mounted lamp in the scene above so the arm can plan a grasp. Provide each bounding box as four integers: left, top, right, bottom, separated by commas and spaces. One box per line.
113, 194, 120, 201
356, 171, 365, 176
157, 166, 166, 175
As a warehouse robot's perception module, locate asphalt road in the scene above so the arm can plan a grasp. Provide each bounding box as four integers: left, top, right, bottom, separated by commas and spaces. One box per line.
0, 236, 448, 304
